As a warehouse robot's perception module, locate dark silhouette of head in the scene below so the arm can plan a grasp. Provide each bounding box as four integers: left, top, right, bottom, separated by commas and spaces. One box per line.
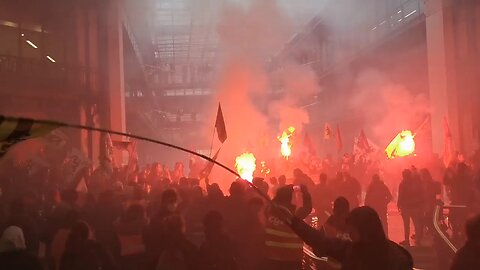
346, 206, 386, 243
65, 221, 91, 252
333, 196, 350, 217
273, 185, 293, 206
293, 168, 303, 179
253, 177, 269, 195
269, 177, 278, 186
207, 183, 224, 199
229, 181, 244, 197
465, 214, 480, 244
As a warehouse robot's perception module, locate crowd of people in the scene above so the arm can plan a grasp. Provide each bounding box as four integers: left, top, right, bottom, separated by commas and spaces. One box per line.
0, 155, 479, 270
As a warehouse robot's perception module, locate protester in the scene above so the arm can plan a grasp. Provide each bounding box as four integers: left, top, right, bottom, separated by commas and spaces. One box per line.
278, 205, 413, 270
114, 204, 148, 270
450, 214, 480, 270
50, 210, 80, 270
0, 226, 43, 270
365, 174, 392, 235
324, 196, 350, 239
420, 169, 441, 234
199, 211, 239, 270
312, 173, 332, 226
262, 184, 311, 270
156, 215, 200, 270
398, 169, 424, 246
60, 221, 116, 270
144, 189, 179, 264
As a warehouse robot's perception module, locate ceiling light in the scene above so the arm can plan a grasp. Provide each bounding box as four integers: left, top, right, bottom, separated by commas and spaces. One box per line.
46, 55, 56, 63
26, 40, 38, 49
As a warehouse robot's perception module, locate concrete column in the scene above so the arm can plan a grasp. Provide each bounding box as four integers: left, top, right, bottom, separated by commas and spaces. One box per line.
425, 0, 480, 155
106, 0, 126, 165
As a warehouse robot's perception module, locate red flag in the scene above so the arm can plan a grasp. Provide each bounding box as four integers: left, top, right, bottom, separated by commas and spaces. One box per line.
215, 104, 227, 143
336, 125, 343, 153
200, 148, 221, 179
443, 117, 454, 167
303, 132, 316, 155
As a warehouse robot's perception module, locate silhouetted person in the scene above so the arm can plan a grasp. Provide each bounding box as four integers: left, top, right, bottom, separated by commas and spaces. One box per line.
114, 204, 148, 270
312, 173, 332, 226
51, 210, 80, 270
60, 221, 116, 270
420, 169, 441, 234
398, 169, 424, 246
145, 189, 179, 265
223, 181, 247, 249
283, 206, 413, 270
156, 215, 200, 270
199, 211, 239, 270
332, 172, 362, 208
365, 174, 392, 236
444, 163, 475, 240
0, 226, 42, 270
324, 197, 350, 240
5, 198, 40, 255
240, 197, 265, 270
450, 214, 480, 270
262, 184, 312, 270
293, 168, 315, 192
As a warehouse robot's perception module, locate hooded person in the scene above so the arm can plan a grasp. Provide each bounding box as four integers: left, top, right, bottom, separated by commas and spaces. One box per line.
0, 226, 42, 270
261, 184, 312, 270
450, 214, 480, 270
278, 206, 413, 270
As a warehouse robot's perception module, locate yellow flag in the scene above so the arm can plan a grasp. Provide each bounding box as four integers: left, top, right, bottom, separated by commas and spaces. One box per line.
0, 117, 58, 157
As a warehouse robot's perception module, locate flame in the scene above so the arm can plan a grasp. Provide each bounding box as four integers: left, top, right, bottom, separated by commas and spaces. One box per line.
278, 126, 295, 160
235, 152, 256, 182
260, 160, 271, 177
385, 130, 416, 159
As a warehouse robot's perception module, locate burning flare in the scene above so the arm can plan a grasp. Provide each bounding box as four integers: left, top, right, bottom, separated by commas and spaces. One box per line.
260, 160, 271, 177
235, 152, 256, 182
385, 130, 416, 159
278, 127, 295, 160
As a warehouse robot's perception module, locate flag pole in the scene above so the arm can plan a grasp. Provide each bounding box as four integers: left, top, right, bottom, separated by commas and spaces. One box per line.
209, 125, 216, 157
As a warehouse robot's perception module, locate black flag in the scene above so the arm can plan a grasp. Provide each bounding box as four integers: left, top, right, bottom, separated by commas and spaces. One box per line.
215, 104, 227, 143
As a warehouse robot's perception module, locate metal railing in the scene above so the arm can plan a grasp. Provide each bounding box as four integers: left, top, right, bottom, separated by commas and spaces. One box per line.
304, 0, 425, 77
0, 54, 97, 91
433, 204, 467, 253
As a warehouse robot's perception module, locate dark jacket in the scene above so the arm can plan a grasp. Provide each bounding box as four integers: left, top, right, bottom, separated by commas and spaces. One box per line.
290, 218, 413, 270
365, 180, 392, 215
450, 242, 480, 270
60, 239, 116, 270
0, 250, 43, 270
